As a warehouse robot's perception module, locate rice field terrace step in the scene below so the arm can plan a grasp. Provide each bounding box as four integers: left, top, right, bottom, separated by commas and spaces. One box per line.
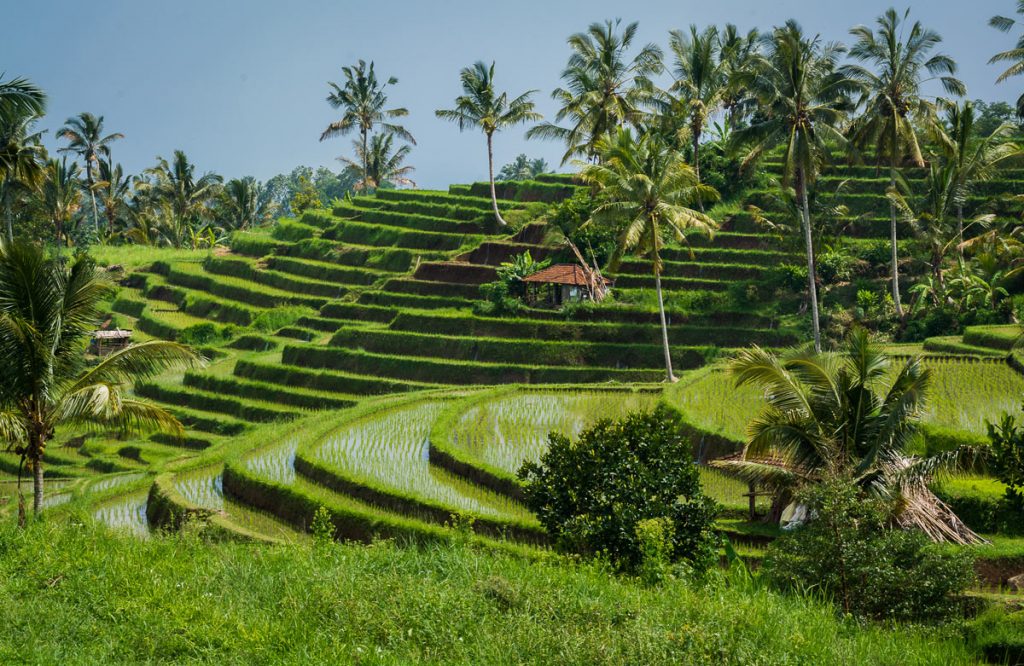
297, 398, 542, 541
282, 344, 665, 384
135, 308, 229, 342
381, 278, 482, 300
273, 326, 319, 342
357, 290, 475, 311
328, 327, 715, 373
203, 256, 349, 299
670, 246, 801, 266
163, 405, 249, 436
234, 359, 437, 396
318, 302, 400, 324
616, 259, 769, 281
534, 173, 580, 185
412, 261, 498, 285
332, 202, 502, 236
468, 179, 582, 203
322, 217, 484, 252
366, 196, 498, 222
684, 232, 780, 251
135, 382, 302, 424
230, 231, 436, 273
375, 187, 525, 212
611, 275, 731, 291
518, 304, 778, 329
457, 241, 555, 266
388, 311, 799, 348
962, 325, 1022, 351
182, 372, 358, 411
921, 336, 1008, 358
263, 255, 393, 286
156, 261, 326, 309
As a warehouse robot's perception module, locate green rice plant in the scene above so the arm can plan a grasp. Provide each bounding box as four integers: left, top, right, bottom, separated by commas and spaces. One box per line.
322, 217, 484, 252
308, 399, 534, 523
376, 187, 522, 211
919, 359, 1024, 433
245, 437, 299, 485
333, 203, 496, 235
233, 359, 434, 395
173, 466, 225, 511
445, 390, 663, 476
91, 489, 150, 537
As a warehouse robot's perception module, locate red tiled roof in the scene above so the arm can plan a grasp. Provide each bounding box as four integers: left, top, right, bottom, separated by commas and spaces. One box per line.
522, 264, 612, 286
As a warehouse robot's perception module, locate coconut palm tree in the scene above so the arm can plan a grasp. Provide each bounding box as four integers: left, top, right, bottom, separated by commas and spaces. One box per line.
580, 128, 718, 382
338, 132, 415, 192
320, 60, 415, 190
218, 176, 278, 231
38, 157, 82, 248
498, 154, 550, 181
527, 20, 663, 163
668, 25, 724, 210
718, 25, 761, 131
734, 21, 858, 352
138, 150, 223, 240
57, 113, 124, 237
95, 158, 133, 242
990, 2, 1024, 117
845, 9, 965, 318
436, 62, 541, 226
0, 242, 203, 516
0, 74, 45, 129
0, 112, 46, 241
712, 327, 980, 544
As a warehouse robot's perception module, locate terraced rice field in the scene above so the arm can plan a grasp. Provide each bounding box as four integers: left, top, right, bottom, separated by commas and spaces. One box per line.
447, 390, 663, 474
312, 400, 532, 521
93, 489, 150, 537
245, 438, 299, 484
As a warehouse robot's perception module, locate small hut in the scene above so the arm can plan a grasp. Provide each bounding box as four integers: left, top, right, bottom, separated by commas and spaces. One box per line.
522, 264, 612, 307
90, 329, 132, 356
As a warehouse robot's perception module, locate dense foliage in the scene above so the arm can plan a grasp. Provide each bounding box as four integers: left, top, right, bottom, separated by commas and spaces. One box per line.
762, 480, 976, 622
518, 406, 719, 573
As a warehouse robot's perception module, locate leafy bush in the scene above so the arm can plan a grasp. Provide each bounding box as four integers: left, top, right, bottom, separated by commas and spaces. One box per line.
761, 480, 975, 622
985, 411, 1024, 532
965, 607, 1024, 665
178, 322, 234, 345
518, 406, 719, 573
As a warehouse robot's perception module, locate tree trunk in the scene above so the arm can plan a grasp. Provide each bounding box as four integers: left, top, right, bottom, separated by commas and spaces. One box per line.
87, 160, 99, 237
957, 203, 964, 261
361, 128, 369, 194
797, 167, 822, 353
487, 132, 507, 226
889, 157, 904, 318
32, 452, 43, 516
654, 262, 676, 382
692, 126, 704, 213
4, 198, 12, 243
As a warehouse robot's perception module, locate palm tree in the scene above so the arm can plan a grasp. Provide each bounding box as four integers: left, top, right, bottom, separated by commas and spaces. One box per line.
845, 9, 965, 318
668, 25, 724, 209
95, 158, 133, 242
57, 113, 124, 237
580, 128, 718, 382
990, 2, 1024, 116
527, 20, 663, 163
735, 21, 857, 352
338, 132, 415, 192
138, 150, 223, 239
0, 74, 46, 128
718, 25, 761, 130
0, 112, 46, 241
38, 157, 82, 248
218, 176, 278, 231
436, 62, 541, 226
0, 242, 203, 515
320, 60, 415, 191
712, 328, 980, 544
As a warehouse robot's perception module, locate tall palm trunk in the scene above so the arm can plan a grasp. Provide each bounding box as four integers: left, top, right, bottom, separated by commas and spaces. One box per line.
889, 142, 904, 318
360, 127, 369, 195
486, 132, 506, 226
692, 123, 705, 213
957, 203, 964, 261
86, 160, 99, 236
654, 265, 676, 382
797, 167, 822, 353
28, 432, 45, 516
4, 198, 12, 243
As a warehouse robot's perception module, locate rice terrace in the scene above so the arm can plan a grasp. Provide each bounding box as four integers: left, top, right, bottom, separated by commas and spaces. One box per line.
5, 1, 1024, 663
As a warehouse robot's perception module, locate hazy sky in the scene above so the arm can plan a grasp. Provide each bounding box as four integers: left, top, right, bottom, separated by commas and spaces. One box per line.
5, 0, 1020, 188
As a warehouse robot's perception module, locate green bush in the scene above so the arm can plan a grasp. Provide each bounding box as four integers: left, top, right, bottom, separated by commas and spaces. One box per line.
985, 411, 1024, 532
177, 322, 235, 346
761, 480, 975, 622
518, 406, 719, 573
965, 607, 1024, 665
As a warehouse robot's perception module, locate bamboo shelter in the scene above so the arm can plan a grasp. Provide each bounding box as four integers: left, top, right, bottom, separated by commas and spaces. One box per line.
89, 329, 132, 356
522, 264, 612, 307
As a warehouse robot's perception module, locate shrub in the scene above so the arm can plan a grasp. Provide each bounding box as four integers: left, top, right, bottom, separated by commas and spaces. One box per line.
985, 411, 1024, 531
178, 322, 234, 345
518, 406, 719, 573
761, 480, 975, 623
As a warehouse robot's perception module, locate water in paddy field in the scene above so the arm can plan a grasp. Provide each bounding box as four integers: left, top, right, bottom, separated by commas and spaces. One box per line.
0, 478, 75, 510
174, 466, 225, 511
245, 437, 298, 484
86, 472, 147, 495
92, 489, 149, 537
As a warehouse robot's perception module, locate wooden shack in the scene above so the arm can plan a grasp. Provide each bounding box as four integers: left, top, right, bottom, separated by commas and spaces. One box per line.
90, 329, 132, 356
522, 264, 612, 307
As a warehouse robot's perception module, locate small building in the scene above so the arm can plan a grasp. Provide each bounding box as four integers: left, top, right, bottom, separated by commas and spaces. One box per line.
90, 329, 133, 356
522, 264, 612, 307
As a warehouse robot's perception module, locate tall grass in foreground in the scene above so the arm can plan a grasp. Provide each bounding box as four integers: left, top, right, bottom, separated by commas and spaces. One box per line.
0, 520, 975, 665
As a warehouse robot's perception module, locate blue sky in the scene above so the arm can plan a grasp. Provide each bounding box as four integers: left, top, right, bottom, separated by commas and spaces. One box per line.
6, 0, 1020, 188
